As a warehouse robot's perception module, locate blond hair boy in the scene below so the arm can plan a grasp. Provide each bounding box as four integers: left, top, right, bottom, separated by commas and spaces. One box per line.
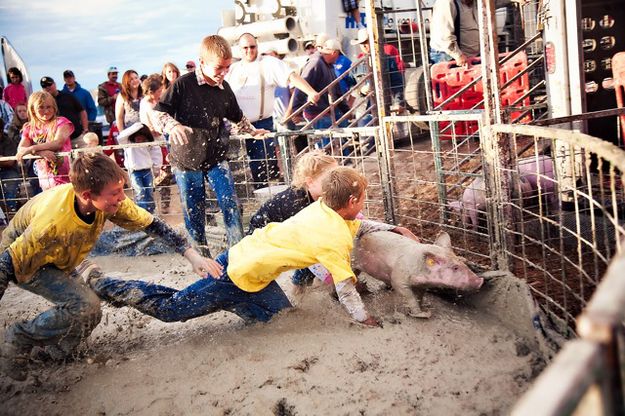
0, 152, 219, 381
149, 34, 271, 254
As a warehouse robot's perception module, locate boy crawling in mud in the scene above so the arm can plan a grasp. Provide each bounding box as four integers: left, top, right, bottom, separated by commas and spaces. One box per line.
88, 167, 405, 328
0, 152, 218, 381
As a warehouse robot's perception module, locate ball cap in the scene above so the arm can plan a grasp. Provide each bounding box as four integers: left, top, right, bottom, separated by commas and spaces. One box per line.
107, 66, 118, 73
40, 76, 55, 88
319, 39, 342, 54
63, 69, 74, 78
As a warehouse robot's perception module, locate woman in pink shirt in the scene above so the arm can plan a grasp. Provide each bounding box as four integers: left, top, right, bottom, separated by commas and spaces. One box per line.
3, 67, 28, 109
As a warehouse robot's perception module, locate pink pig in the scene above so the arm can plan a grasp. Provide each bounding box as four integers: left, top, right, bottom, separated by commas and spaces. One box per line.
353, 231, 484, 318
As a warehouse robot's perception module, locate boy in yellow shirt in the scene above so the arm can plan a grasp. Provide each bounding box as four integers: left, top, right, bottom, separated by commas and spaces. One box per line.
0, 152, 219, 381
88, 167, 411, 328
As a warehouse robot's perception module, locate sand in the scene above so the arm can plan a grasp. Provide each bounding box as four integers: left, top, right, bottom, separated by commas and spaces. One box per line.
0, 253, 548, 416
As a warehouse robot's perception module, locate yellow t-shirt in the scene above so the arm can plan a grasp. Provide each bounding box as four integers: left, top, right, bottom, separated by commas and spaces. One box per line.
0, 183, 153, 282
228, 200, 361, 292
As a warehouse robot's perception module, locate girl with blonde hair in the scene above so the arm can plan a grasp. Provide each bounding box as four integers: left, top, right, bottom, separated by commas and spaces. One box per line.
16, 91, 73, 190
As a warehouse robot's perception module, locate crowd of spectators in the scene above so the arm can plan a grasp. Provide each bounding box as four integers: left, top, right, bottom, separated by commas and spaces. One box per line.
0, 28, 406, 245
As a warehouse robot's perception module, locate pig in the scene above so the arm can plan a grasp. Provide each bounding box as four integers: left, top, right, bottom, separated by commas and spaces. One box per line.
517, 155, 557, 209
450, 176, 533, 229
352, 230, 484, 318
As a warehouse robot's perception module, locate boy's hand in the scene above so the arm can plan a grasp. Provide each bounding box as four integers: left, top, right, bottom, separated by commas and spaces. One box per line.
184, 248, 223, 278
252, 129, 270, 138
170, 125, 193, 145
392, 226, 419, 243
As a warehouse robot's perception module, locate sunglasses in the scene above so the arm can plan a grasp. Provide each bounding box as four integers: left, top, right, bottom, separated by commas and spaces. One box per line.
186, 65, 195, 69
242, 45, 257, 50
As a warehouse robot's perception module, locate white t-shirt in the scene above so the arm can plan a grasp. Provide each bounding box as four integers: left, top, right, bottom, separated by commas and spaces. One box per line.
139, 96, 163, 140
226, 55, 293, 123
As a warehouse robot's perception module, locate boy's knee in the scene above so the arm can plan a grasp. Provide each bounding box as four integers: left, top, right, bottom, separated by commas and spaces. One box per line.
71, 290, 103, 327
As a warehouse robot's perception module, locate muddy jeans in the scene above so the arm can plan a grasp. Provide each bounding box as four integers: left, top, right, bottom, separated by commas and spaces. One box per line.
174, 160, 243, 250
91, 251, 292, 323
0, 251, 102, 353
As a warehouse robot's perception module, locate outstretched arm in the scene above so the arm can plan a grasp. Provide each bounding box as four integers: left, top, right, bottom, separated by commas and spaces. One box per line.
335, 279, 380, 326
144, 217, 223, 278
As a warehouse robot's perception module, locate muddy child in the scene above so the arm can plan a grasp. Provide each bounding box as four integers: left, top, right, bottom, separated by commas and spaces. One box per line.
152, 34, 268, 254
248, 149, 417, 289
88, 166, 411, 327
0, 152, 218, 381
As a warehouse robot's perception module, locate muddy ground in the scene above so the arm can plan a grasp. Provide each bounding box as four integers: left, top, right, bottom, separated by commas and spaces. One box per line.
0, 253, 547, 416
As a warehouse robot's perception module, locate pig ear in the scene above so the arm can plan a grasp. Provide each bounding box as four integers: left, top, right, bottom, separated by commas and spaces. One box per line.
434, 232, 452, 250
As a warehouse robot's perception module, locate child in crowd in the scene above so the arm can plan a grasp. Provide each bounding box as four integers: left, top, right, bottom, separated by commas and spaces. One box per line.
82, 132, 100, 149
151, 35, 268, 254
87, 166, 410, 328
3, 68, 28, 110
15, 91, 73, 190
0, 152, 218, 381
0, 119, 21, 212
161, 62, 180, 91
117, 123, 162, 213
140, 74, 172, 213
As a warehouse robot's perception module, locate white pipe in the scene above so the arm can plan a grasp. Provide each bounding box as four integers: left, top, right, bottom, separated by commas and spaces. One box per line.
218, 16, 298, 43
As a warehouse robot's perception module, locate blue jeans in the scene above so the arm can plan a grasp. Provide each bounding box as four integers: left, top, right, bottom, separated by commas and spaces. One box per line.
248, 117, 280, 189
0, 252, 102, 354
91, 251, 292, 323
130, 169, 155, 213
0, 168, 20, 212
174, 161, 243, 249
429, 50, 454, 64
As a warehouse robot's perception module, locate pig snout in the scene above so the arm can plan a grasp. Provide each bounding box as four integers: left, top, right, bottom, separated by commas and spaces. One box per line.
424, 256, 484, 292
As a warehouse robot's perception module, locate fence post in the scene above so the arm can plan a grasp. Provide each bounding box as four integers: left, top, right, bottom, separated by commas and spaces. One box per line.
363, 0, 396, 224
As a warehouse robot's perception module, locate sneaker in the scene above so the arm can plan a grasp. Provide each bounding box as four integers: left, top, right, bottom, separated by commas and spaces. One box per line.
75, 260, 103, 286
0, 342, 29, 381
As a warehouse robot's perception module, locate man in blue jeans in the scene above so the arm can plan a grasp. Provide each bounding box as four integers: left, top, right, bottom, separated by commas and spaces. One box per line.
154, 35, 268, 254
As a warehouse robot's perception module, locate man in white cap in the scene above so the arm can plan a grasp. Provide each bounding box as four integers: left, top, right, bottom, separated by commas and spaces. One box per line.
226, 32, 319, 189
292, 38, 350, 129
97, 66, 121, 125
351, 29, 404, 111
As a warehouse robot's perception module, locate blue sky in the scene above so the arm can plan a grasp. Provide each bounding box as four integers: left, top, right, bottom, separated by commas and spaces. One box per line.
1, 0, 222, 93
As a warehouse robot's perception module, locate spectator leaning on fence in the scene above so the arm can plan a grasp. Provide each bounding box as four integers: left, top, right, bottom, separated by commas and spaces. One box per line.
40, 76, 88, 143
292, 38, 350, 129
15, 91, 73, 191
226, 32, 319, 189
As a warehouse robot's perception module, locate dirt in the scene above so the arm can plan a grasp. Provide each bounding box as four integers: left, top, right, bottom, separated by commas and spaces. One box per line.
0, 254, 546, 416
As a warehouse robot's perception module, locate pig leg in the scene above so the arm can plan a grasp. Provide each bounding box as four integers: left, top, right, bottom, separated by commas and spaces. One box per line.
391, 272, 431, 319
